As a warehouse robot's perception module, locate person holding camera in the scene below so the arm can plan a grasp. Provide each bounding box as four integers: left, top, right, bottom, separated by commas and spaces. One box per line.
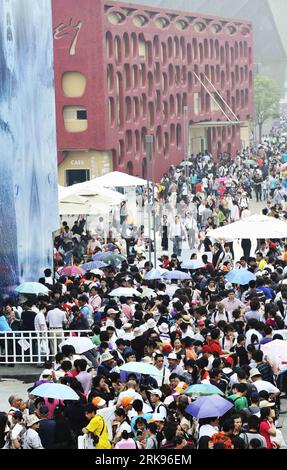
82, 403, 111, 449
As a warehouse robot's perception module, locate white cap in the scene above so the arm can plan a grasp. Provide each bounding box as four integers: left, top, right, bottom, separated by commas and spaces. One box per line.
148, 389, 162, 398
168, 353, 178, 360
159, 323, 169, 334
123, 323, 132, 330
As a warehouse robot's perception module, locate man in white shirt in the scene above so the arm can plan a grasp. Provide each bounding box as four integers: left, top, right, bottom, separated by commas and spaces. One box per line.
249, 368, 280, 397
154, 353, 171, 387
222, 290, 245, 316
198, 418, 219, 439
117, 380, 143, 405
46, 303, 67, 355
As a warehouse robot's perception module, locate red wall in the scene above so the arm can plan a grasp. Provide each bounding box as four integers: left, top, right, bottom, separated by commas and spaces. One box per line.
52, 0, 254, 179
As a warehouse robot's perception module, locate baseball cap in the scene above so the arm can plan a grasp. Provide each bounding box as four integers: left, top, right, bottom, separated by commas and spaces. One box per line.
225, 357, 234, 366
148, 389, 162, 398
259, 400, 276, 409
92, 397, 106, 408
121, 396, 134, 407
123, 323, 132, 330
40, 369, 52, 378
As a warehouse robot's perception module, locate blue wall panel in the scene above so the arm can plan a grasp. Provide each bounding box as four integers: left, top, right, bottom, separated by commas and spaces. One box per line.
0, 0, 58, 295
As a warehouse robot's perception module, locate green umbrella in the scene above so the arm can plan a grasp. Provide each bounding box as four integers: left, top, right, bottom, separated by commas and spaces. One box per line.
183, 384, 224, 397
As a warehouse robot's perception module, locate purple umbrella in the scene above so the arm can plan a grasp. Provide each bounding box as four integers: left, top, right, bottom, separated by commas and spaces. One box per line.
60, 266, 86, 277
185, 395, 234, 419
162, 270, 191, 280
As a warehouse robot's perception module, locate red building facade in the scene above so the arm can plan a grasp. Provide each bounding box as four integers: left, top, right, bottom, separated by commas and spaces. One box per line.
52, 0, 254, 184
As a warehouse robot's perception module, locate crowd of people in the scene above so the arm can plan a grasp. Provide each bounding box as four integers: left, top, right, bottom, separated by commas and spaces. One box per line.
1, 124, 287, 450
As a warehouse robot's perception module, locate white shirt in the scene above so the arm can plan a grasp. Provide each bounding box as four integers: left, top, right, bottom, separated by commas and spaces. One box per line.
199, 424, 218, 439
22, 428, 43, 449
46, 308, 66, 328
245, 329, 263, 347
253, 380, 280, 394
117, 389, 143, 405
154, 366, 171, 387
97, 406, 116, 441
117, 421, 132, 436
34, 312, 48, 332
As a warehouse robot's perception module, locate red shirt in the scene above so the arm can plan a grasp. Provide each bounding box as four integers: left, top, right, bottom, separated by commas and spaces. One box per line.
259, 420, 273, 449
209, 340, 223, 356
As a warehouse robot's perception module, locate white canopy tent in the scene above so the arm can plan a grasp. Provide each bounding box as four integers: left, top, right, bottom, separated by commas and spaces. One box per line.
59, 184, 125, 205
207, 214, 287, 240
93, 171, 148, 187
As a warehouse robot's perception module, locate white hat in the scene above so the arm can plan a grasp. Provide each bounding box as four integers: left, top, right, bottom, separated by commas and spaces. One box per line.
40, 369, 52, 378
133, 327, 143, 337
164, 396, 175, 406
142, 356, 153, 364
259, 400, 276, 409
26, 415, 41, 428
146, 319, 156, 329
225, 282, 233, 290
107, 308, 118, 315
168, 353, 178, 360
148, 389, 162, 398
123, 323, 132, 330
159, 323, 169, 334
249, 368, 262, 379
101, 352, 114, 362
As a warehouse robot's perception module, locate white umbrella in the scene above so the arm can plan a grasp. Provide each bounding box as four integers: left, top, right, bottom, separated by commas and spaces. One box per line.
140, 287, 157, 298
162, 271, 191, 280
261, 340, 287, 372
94, 171, 148, 187
109, 287, 140, 297
119, 361, 162, 377
181, 260, 205, 270
207, 214, 287, 240
144, 268, 168, 280
59, 337, 95, 354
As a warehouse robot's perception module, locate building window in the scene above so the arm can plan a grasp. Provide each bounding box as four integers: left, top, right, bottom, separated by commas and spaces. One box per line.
63, 107, 88, 132
118, 140, 124, 165
125, 97, 132, 121
114, 36, 122, 65
176, 124, 182, 149
138, 34, 146, 60
62, 72, 87, 98
106, 32, 113, 59
161, 42, 167, 65
194, 93, 201, 115
126, 130, 132, 153
168, 37, 173, 58
153, 35, 160, 57
123, 33, 130, 58
107, 65, 114, 92
108, 97, 115, 126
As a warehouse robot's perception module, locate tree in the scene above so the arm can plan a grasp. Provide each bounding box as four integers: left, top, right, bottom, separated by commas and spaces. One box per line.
254, 76, 281, 142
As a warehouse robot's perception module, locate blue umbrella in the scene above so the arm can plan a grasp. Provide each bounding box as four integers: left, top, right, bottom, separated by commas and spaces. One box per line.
162, 271, 191, 280
82, 260, 108, 270
92, 252, 109, 261
185, 395, 234, 419
225, 269, 256, 285
15, 282, 50, 295
31, 383, 79, 400
119, 361, 162, 377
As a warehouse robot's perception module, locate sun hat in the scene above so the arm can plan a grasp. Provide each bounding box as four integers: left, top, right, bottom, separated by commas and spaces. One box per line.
181, 314, 192, 324
107, 308, 118, 315
159, 323, 169, 334
148, 389, 162, 398
249, 368, 262, 379
26, 415, 41, 428
259, 400, 276, 409
101, 352, 114, 362
92, 397, 106, 408
146, 319, 157, 329
142, 356, 153, 364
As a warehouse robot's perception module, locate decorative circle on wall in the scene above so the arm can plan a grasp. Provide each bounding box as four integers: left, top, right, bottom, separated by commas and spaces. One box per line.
107, 11, 126, 25
155, 16, 170, 30
132, 14, 149, 27
194, 21, 206, 32
175, 19, 189, 31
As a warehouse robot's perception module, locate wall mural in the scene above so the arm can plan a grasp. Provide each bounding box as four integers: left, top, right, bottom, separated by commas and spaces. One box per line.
0, 0, 58, 296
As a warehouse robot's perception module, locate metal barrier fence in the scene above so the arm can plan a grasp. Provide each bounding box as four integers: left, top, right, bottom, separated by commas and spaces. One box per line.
0, 330, 91, 364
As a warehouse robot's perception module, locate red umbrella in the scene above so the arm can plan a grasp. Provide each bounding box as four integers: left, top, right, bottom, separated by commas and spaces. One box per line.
60, 266, 86, 277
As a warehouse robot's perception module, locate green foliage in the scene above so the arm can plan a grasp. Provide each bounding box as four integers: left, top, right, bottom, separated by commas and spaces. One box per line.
254, 76, 282, 126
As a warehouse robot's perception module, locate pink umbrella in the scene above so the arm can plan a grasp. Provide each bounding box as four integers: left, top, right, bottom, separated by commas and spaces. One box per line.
60, 266, 86, 277
216, 177, 228, 183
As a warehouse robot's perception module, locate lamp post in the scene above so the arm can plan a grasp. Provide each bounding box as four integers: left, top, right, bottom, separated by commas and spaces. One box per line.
146, 135, 157, 268
183, 106, 189, 178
